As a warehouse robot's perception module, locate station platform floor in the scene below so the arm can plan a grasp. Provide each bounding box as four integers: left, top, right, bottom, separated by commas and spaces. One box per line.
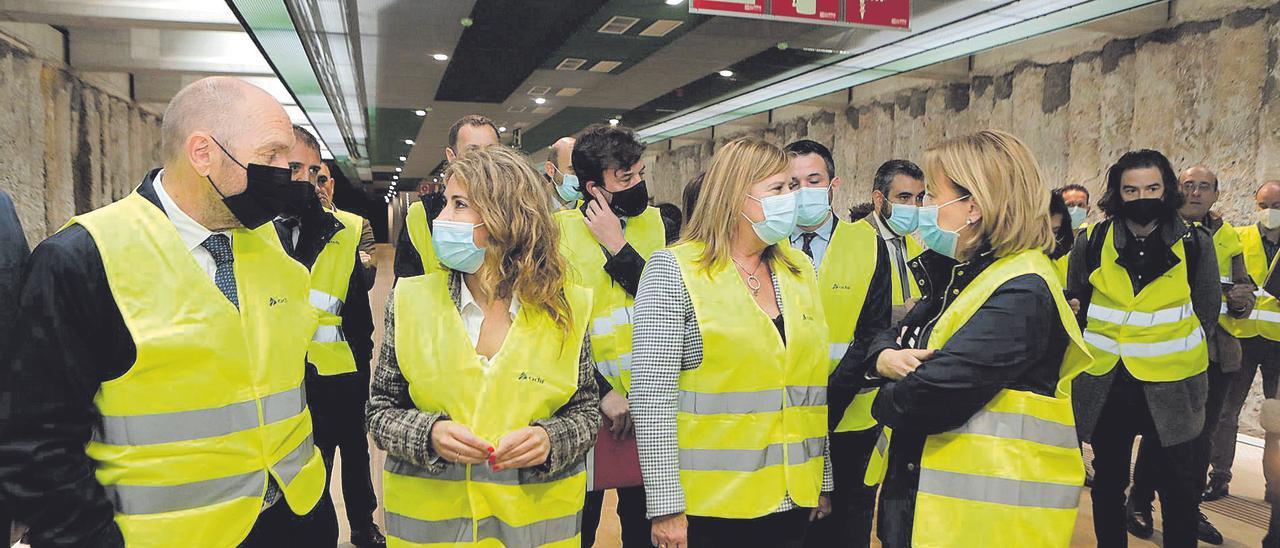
322, 244, 1272, 547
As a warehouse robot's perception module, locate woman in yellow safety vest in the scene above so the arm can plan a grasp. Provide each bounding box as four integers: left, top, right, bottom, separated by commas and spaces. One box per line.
857, 130, 1092, 547
366, 146, 601, 547
631, 137, 833, 548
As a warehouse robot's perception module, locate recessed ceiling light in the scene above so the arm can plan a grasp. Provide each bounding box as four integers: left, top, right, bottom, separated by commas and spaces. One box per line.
719, 70, 734, 77
608, 118, 619, 126
498, 126, 507, 133
413, 109, 427, 116
404, 139, 415, 145
534, 97, 547, 105
432, 53, 449, 61
665, 0, 684, 5
393, 175, 399, 180
398, 155, 407, 161
395, 167, 403, 173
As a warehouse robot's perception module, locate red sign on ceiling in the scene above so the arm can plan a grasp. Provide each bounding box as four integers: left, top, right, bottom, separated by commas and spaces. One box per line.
690, 0, 909, 30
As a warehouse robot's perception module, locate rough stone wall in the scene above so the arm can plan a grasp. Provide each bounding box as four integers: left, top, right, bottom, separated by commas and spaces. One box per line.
648, 1, 1280, 230
647, 0, 1280, 437
0, 35, 162, 246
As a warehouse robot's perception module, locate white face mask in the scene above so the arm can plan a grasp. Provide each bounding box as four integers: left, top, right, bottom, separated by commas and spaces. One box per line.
1260, 208, 1280, 230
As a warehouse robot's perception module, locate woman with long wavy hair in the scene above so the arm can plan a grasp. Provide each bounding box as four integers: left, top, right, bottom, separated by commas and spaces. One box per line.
631, 137, 833, 548
367, 146, 601, 547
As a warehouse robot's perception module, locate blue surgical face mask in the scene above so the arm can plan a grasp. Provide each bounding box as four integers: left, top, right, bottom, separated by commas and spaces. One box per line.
431, 220, 486, 273
794, 186, 832, 227
884, 203, 919, 235
742, 191, 798, 245
552, 166, 582, 203
1067, 206, 1087, 230
915, 195, 972, 259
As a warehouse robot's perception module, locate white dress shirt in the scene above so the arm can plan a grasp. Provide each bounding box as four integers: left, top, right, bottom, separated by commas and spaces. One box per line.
152, 170, 229, 281
458, 277, 521, 351
789, 214, 835, 268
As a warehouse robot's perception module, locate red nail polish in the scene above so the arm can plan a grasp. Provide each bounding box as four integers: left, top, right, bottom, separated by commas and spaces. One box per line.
488, 447, 495, 453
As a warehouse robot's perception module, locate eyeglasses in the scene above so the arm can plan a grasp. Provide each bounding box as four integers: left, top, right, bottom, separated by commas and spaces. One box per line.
1181, 181, 1214, 194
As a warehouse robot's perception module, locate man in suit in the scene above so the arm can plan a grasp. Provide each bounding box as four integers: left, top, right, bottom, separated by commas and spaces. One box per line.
0, 189, 29, 545
0, 77, 326, 547
786, 140, 892, 548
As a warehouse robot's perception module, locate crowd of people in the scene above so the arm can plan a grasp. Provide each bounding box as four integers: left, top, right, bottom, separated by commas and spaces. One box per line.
1, 75, 1279, 548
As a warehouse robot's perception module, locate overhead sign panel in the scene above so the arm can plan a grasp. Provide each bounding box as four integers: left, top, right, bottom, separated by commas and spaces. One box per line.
690, 0, 909, 30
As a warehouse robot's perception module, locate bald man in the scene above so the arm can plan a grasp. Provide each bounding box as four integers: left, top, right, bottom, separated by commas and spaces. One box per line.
1208, 180, 1280, 502
0, 77, 327, 547
1125, 165, 1253, 543
544, 136, 580, 211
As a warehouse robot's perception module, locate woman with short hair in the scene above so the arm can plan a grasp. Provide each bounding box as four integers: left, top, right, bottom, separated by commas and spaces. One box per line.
367, 146, 600, 547
632, 137, 832, 548
859, 129, 1092, 547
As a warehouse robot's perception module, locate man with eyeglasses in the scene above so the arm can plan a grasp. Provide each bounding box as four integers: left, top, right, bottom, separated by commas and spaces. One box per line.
274, 126, 385, 547
1123, 165, 1253, 545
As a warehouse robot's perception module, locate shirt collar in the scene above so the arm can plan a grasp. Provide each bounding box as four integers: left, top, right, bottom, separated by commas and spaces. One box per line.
152, 170, 219, 252
871, 211, 899, 241
792, 213, 835, 242
458, 277, 521, 318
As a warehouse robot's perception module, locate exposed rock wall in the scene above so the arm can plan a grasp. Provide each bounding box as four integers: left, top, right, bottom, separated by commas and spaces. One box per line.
0, 35, 161, 246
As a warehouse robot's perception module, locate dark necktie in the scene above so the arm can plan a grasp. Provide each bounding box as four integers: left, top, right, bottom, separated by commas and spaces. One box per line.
201, 234, 238, 308
280, 217, 300, 255
800, 232, 818, 259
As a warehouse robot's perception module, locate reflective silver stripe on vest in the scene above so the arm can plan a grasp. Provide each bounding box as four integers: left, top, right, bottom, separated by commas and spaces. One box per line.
1085, 302, 1194, 327
94, 386, 306, 446
1220, 303, 1229, 315
1220, 276, 1233, 284
385, 456, 584, 485
595, 353, 632, 380
309, 289, 344, 316
105, 469, 263, 515
953, 409, 1078, 449
273, 434, 316, 486
386, 512, 474, 544
829, 342, 850, 361
1256, 309, 1280, 324
477, 512, 582, 545
680, 436, 825, 472
313, 325, 347, 343
917, 468, 1081, 509
873, 431, 889, 457
858, 386, 878, 395
1083, 328, 1204, 358
591, 306, 633, 337
678, 386, 826, 415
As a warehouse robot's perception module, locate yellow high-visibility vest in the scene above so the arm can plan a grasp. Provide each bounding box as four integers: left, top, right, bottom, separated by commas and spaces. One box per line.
1053, 253, 1069, 287
384, 273, 592, 547
1082, 223, 1208, 381
810, 220, 881, 433
555, 206, 665, 394
1221, 223, 1280, 340
406, 200, 441, 275
868, 250, 1090, 547
74, 191, 325, 547
1205, 220, 1243, 327
669, 241, 828, 518
307, 208, 362, 375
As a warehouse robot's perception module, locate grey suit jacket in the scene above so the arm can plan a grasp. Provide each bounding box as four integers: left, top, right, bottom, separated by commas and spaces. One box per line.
1067, 218, 1216, 447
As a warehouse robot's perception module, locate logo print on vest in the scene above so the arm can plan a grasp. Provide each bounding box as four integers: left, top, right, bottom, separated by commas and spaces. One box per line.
517, 371, 545, 384
268, 297, 289, 307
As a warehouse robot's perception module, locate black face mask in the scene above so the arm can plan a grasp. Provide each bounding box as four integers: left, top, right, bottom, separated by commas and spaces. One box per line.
1051, 225, 1075, 260
608, 180, 649, 218
280, 180, 322, 218
207, 137, 293, 229
1121, 197, 1168, 226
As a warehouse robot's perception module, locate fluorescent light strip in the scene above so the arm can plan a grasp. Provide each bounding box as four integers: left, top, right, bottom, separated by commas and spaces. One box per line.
639, 0, 1161, 142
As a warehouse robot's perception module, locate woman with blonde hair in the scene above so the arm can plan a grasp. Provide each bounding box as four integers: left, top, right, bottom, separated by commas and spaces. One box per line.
366, 146, 600, 547
631, 137, 832, 548
854, 129, 1093, 547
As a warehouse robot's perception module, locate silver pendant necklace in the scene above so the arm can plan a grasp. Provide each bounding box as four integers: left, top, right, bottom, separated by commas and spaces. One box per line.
731, 256, 764, 296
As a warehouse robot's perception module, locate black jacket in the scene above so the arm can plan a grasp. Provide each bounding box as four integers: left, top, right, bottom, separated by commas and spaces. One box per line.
855, 248, 1069, 547
0, 190, 29, 536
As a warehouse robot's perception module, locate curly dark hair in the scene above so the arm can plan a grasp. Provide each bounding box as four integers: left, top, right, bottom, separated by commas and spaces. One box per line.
571, 124, 645, 193
1097, 149, 1184, 221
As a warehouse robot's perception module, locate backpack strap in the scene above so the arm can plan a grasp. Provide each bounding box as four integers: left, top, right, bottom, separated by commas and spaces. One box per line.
1085, 219, 1113, 278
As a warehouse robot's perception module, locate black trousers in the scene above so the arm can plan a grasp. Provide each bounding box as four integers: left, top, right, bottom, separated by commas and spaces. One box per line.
687, 508, 810, 548
296, 369, 379, 545
803, 428, 879, 548
582, 486, 650, 547
1090, 373, 1201, 548
1211, 337, 1280, 481
1130, 361, 1233, 507
240, 497, 315, 547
